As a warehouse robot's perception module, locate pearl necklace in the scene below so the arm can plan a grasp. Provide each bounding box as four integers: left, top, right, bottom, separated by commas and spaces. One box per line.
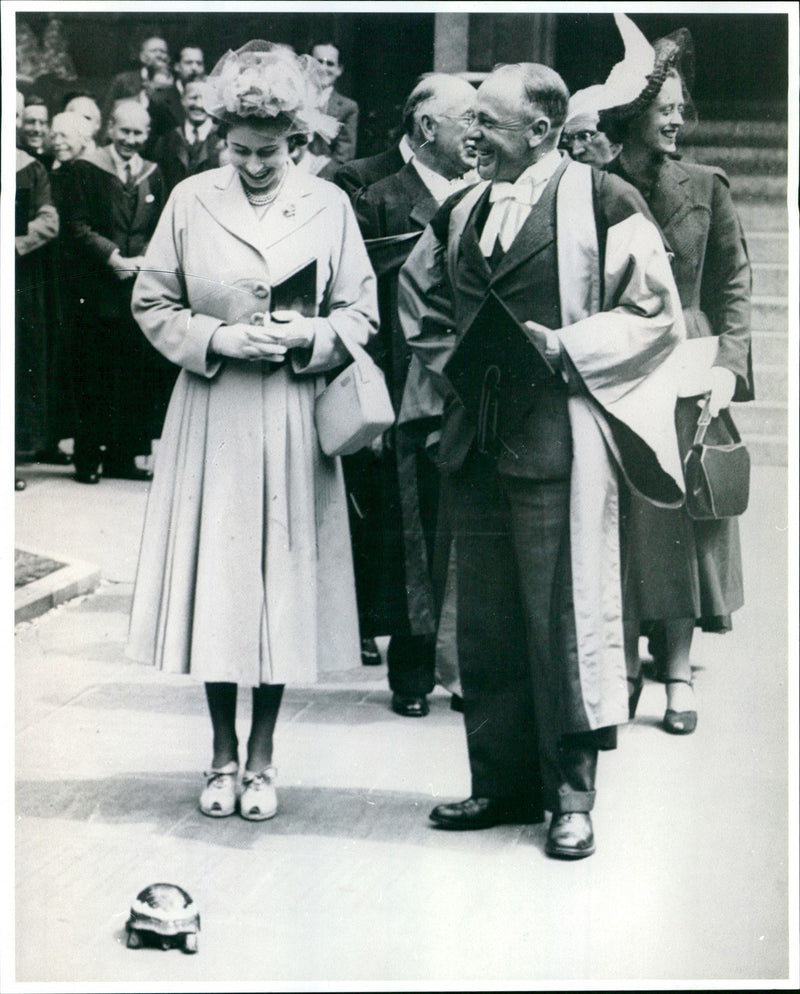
241, 167, 287, 207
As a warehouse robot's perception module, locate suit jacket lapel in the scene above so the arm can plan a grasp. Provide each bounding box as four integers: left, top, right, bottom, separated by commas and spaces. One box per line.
459, 184, 493, 281
400, 165, 439, 229
649, 157, 692, 230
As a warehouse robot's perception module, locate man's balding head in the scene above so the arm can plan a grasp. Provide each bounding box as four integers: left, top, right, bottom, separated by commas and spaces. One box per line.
108, 100, 151, 160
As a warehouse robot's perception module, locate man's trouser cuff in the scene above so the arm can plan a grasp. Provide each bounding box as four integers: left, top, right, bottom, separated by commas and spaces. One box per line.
556, 784, 596, 813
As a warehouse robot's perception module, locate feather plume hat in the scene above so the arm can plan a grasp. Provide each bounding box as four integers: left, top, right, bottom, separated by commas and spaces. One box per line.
205, 40, 341, 143
596, 13, 694, 123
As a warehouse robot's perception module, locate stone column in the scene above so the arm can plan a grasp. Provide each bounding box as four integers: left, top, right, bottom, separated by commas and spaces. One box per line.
433, 13, 469, 72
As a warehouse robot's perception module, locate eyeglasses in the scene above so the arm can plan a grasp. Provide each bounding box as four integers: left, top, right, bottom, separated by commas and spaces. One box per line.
316, 59, 339, 67
439, 111, 476, 126
560, 129, 599, 147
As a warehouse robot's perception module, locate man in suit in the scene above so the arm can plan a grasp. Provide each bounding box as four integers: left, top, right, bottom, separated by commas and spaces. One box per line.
173, 44, 205, 95
348, 74, 477, 718
20, 96, 54, 170
60, 100, 171, 484
333, 135, 410, 202
104, 35, 182, 150
308, 42, 359, 165
153, 78, 221, 192
398, 64, 686, 857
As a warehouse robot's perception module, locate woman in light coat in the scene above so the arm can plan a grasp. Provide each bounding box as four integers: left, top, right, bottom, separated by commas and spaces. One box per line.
127, 42, 377, 819
598, 18, 752, 734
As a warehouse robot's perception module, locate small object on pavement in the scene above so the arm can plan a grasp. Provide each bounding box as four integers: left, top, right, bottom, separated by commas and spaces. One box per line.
126, 883, 200, 953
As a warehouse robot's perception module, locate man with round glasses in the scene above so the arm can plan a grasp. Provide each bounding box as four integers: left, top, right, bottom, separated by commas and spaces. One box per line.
308, 41, 359, 164
560, 85, 620, 167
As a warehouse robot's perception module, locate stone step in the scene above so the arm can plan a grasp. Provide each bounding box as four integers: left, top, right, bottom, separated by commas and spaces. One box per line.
752, 262, 788, 297
735, 201, 788, 233
749, 330, 787, 367
731, 400, 787, 439
751, 363, 788, 404
682, 145, 787, 176
728, 175, 787, 201
746, 230, 788, 264
751, 296, 788, 330
743, 434, 788, 467
686, 119, 787, 147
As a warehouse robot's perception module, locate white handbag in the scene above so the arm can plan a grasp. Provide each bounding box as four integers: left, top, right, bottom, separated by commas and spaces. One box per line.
315, 325, 395, 457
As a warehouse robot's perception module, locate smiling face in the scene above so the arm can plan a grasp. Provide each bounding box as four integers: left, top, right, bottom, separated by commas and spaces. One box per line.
64, 97, 102, 138
465, 70, 538, 182
425, 79, 478, 178
176, 47, 205, 83
108, 103, 150, 160
22, 105, 49, 153
226, 122, 291, 191
182, 81, 208, 124
630, 72, 685, 157
140, 37, 169, 70
50, 113, 90, 162
312, 45, 342, 89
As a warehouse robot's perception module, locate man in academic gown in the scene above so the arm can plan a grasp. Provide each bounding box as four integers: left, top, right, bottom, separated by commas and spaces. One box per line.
397, 63, 686, 858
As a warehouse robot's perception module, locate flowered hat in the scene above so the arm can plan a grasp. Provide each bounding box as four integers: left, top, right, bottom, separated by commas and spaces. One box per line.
596, 14, 694, 129
204, 40, 340, 142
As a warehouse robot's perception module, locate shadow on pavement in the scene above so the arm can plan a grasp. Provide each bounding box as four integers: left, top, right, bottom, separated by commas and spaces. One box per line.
16, 775, 543, 854
52, 682, 460, 726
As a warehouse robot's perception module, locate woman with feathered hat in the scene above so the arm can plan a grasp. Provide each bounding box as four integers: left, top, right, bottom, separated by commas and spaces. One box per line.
127, 42, 378, 820
597, 15, 753, 735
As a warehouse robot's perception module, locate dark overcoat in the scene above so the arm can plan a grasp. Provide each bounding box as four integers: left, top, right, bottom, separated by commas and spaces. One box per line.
59, 147, 173, 451
153, 125, 222, 193
609, 156, 753, 629
333, 141, 405, 201
345, 162, 442, 637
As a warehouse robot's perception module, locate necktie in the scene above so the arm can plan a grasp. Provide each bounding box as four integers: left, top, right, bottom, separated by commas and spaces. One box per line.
124, 162, 134, 191
191, 124, 201, 146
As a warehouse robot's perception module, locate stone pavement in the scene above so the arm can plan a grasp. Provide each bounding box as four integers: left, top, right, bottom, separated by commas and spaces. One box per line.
9, 463, 797, 988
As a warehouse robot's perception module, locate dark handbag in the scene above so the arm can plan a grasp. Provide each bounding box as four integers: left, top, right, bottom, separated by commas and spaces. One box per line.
683, 396, 750, 520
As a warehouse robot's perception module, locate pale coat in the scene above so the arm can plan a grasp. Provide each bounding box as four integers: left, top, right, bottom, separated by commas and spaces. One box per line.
126, 163, 379, 686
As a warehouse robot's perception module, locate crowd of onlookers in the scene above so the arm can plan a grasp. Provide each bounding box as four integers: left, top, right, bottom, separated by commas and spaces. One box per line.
14, 25, 359, 488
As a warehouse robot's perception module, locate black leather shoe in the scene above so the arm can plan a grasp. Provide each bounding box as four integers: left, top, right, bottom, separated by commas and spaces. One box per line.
430, 796, 544, 830
391, 693, 429, 717
360, 637, 381, 665
103, 462, 153, 481
545, 812, 595, 859
75, 467, 101, 485
450, 693, 464, 713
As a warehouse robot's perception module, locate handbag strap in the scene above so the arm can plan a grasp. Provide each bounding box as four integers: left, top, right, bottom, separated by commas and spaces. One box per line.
692, 394, 743, 447
331, 320, 375, 371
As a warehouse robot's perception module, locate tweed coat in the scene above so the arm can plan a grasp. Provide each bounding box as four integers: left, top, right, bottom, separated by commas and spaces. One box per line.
609, 157, 753, 628
126, 163, 378, 686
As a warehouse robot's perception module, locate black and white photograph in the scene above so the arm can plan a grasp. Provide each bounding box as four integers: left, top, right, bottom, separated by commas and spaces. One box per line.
3, 1, 798, 989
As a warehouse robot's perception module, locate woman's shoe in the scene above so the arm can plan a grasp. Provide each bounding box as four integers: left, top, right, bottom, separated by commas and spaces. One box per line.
240, 765, 278, 821
199, 761, 238, 817
627, 672, 644, 720
663, 678, 697, 735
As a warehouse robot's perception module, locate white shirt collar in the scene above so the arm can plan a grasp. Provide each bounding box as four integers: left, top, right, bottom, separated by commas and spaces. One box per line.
491, 149, 562, 198
412, 158, 471, 205
184, 118, 214, 144
108, 144, 143, 183
398, 134, 414, 163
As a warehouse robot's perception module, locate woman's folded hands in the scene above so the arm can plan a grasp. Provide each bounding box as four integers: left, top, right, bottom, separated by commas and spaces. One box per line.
210, 309, 314, 361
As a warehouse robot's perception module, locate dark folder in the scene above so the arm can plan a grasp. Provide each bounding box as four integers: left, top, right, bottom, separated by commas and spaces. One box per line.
270, 259, 317, 317
444, 290, 556, 449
